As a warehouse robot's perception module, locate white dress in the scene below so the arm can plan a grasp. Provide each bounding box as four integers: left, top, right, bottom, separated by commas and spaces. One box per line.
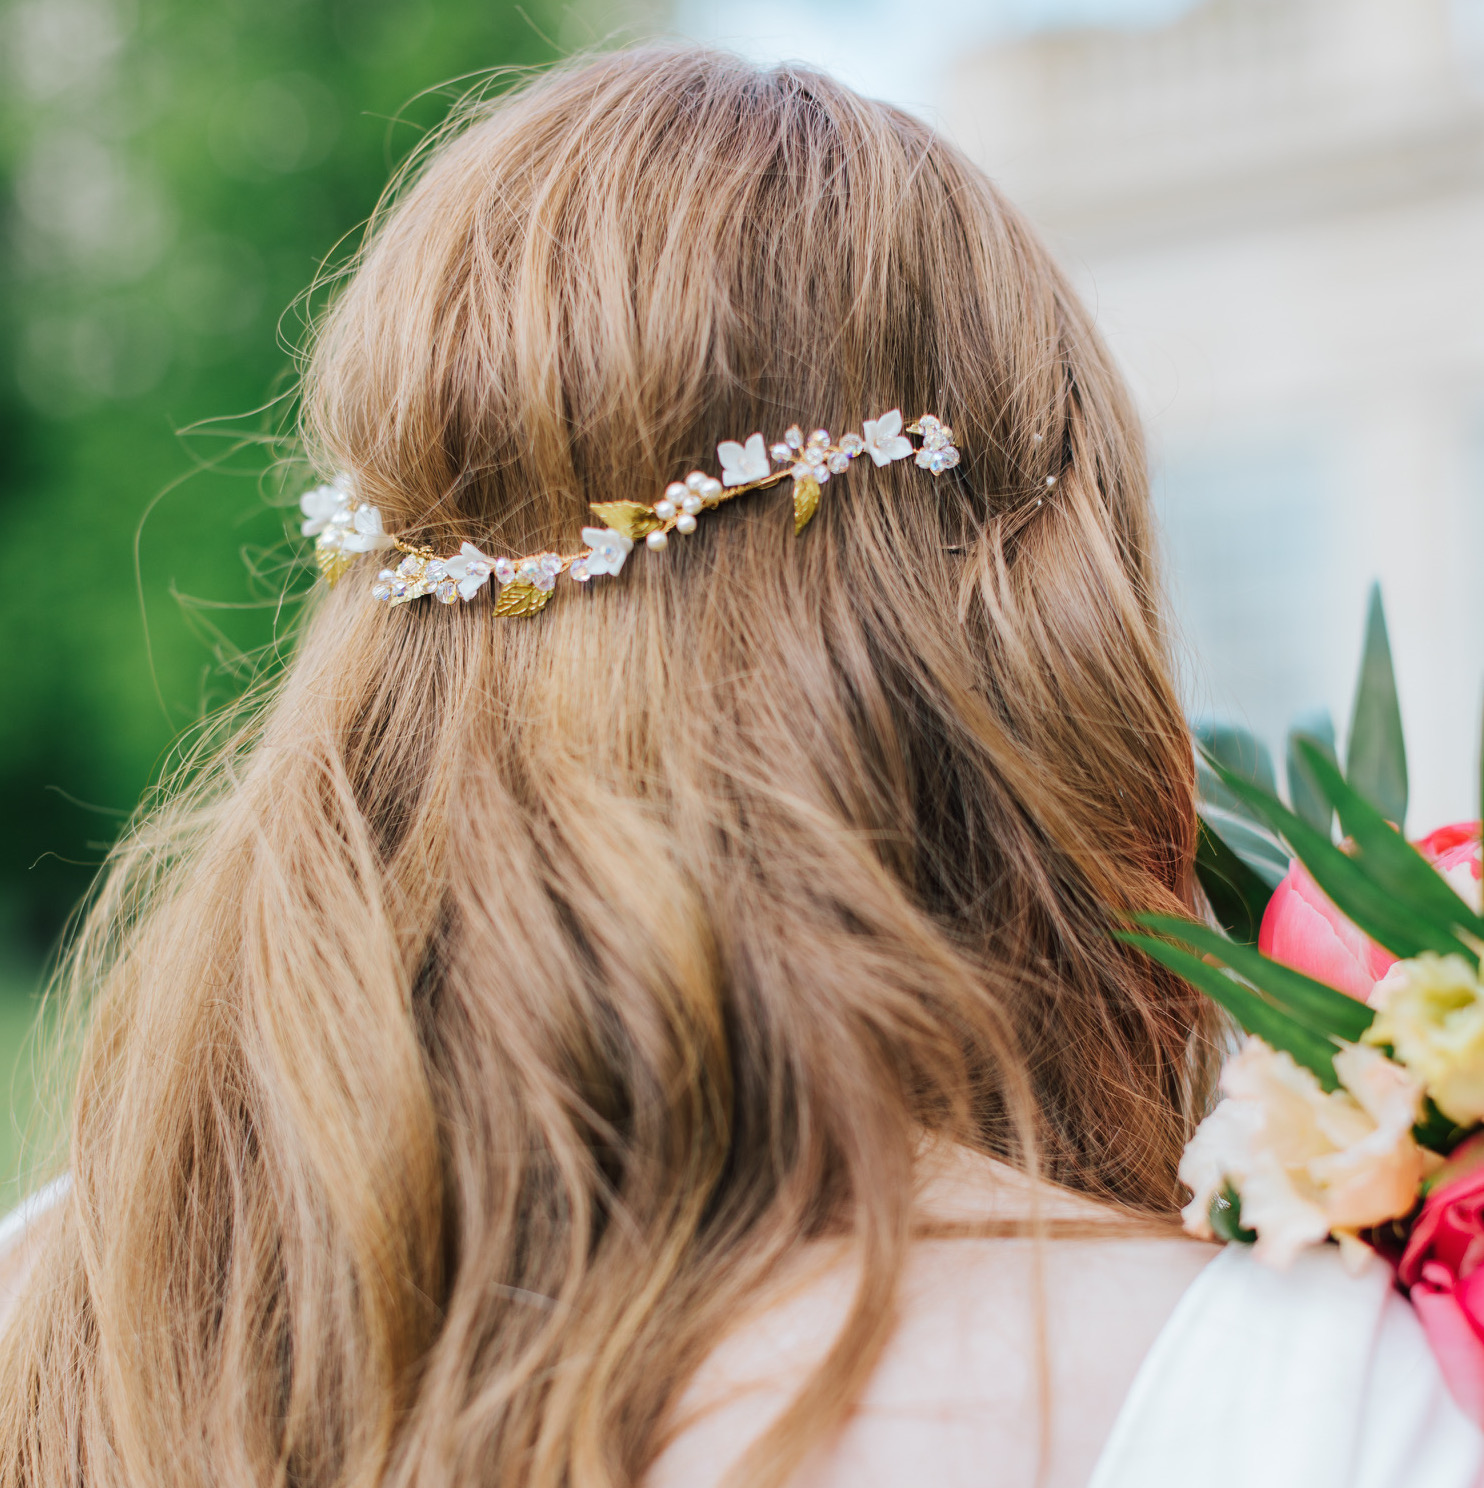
1090, 1243, 1484, 1488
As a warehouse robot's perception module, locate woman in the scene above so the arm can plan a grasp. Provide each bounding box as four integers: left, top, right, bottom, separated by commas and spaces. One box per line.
0, 46, 1475, 1488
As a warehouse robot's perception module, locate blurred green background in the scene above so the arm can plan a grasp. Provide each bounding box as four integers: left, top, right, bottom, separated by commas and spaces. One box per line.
0, 0, 594, 1199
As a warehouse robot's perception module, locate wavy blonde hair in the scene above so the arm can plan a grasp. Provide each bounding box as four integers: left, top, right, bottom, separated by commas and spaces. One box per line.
0, 46, 1216, 1488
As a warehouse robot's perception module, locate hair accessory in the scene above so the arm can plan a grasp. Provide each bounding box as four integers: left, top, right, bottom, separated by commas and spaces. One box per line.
300, 409, 959, 617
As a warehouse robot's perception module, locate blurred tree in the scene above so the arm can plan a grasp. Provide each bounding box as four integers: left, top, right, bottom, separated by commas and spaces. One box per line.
0, 0, 576, 961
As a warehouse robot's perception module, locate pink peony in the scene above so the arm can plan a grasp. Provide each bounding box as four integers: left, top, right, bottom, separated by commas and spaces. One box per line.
1258, 821, 1481, 1005
1397, 1135, 1484, 1427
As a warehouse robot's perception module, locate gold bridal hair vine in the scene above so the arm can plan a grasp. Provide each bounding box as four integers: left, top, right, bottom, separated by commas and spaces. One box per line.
300, 409, 960, 617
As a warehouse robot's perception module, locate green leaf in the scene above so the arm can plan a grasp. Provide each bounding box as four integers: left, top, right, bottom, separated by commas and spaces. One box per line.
1199, 809, 1291, 889
1201, 751, 1477, 964
1195, 815, 1273, 944
1117, 931, 1341, 1089
1209, 1183, 1256, 1244
1135, 913, 1375, 1043
1287, 709, 1336, 835
1295, 740, 1484, 944
1194, 722, 1277, 822
1346, 584, 1408, 829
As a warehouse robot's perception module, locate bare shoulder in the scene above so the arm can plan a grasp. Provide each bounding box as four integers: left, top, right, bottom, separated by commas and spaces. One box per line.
648, 1149, 1215, 1488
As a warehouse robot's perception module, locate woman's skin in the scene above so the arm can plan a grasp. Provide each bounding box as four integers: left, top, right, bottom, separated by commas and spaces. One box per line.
649, 1145, 1214, 1488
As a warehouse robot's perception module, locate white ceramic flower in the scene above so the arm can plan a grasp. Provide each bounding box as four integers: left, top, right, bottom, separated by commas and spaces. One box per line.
717, 433, 770, 487
581, 525, 634, 577
1366, 954, 1484, 1126
341, 504, 394, 553
299, 483, 348, 537
1179, 1036, 1425, 1269
861, 409, 913, 467
443, 541, 497, 601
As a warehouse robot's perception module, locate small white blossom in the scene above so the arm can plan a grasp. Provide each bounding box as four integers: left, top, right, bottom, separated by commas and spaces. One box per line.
443, 541, 497, 601
717, 433, 771, 487
581, 525, 633, 577
299, 483, 348, 537
861, 409, 913, 467
341, 504, 394, 553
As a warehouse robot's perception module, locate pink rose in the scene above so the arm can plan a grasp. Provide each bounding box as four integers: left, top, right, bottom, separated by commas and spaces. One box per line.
1258, 821, 1481, 1005
1397, 1135, 1484, 1427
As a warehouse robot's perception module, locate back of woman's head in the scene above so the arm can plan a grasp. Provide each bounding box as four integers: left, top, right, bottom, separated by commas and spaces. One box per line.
0, 45, 1214, 1488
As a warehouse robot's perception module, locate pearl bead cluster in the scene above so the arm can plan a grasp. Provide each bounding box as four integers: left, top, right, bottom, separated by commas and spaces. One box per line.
304, 408, 959, 617
647, 468, 725, 552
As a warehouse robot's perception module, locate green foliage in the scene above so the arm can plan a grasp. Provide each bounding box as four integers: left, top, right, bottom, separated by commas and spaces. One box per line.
1193, 817, 1272, 944
1286, 707, 1336, 835
1346, 582, 1408, 829
0, 0, 570, 957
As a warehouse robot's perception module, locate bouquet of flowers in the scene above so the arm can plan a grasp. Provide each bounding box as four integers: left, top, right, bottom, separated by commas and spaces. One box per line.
1126, 586, 1484, 1420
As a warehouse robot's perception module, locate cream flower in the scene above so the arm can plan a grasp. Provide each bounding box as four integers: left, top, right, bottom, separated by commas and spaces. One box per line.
1179, 1036, 1424, 1269
717, 433, 770, 487
341, 503, 394, 554
861, 409, 913, 467
299, 483, 348, 537
1366, 954, 1484, 1126
443, 541, 497, 601
580, 526, 633, 578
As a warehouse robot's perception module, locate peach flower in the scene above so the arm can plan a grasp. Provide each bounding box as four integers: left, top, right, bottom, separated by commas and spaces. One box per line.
1180, 1037, 1425, 1268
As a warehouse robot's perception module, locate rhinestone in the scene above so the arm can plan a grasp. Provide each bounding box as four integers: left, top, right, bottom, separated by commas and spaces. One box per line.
918, 414, 941, 434
770, 442, 792, 463
924, 431, 947, 451
570, 558, 591, 582
493, 557, 516, 585
685, 471, 707, 492
928, 451, 947, 474
827, 450, 850, 473
676, 513, 698, 534
680, 494, 703, 516
941, 447, 960, 468
1031, 433, 1044, 444
655, 498, 677, 520
646, 530, 668, 550
435, 579, 459, 604
1045, 474, 1057, 487
838, 432, 865, 456
784, 425, 803, 449
665, 481, 688, 502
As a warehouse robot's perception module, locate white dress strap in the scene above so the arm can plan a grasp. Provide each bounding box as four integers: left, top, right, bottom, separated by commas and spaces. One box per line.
1088, 1243, 1484, 1488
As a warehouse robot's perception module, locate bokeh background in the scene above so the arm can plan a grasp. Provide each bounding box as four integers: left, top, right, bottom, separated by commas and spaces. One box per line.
0, 0, 1481, 1195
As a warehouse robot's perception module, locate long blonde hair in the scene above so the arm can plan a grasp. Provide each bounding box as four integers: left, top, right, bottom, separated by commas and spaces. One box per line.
0, 46, 1216, 1488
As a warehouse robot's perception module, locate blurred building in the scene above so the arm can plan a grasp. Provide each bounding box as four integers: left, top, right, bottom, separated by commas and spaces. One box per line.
944, 0, 1484, 829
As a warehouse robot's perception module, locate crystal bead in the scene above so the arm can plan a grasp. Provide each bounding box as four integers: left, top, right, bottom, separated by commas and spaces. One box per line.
372, 579, 392, 603
699, 477, 723, 499
784, 425, 803, 449
396, 555, 423, 578
770, 443, 792, 463
426, 559, 447, 581
680, 494, 703, 516
685, 471, 707, 492
838, 432, 865, 456
827, 451, 850, 473
809, 462, 830, 484
435, 579, 459, 604
665, 481, 687, 502
655, 499, 677, 520
675, 513, 697, 534
941, 447, 960, 468
918, 414, 941, 434
807, 428, 830, 450
493, 557, 515, 585
1045, 474, 1057, 487
646, 530, 668, 550
540, 553, 562, 575
570, 558, 591, 582
390, 576, 409, 598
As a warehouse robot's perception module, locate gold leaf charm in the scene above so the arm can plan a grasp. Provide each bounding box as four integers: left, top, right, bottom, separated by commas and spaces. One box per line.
589, 501, 661, 542
316, 544, 354, 587
792, 475, 821, 535
495, 581, 556, 618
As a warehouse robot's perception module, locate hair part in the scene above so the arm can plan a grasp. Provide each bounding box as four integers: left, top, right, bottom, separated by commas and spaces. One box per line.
0, 45, 1217, 1488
